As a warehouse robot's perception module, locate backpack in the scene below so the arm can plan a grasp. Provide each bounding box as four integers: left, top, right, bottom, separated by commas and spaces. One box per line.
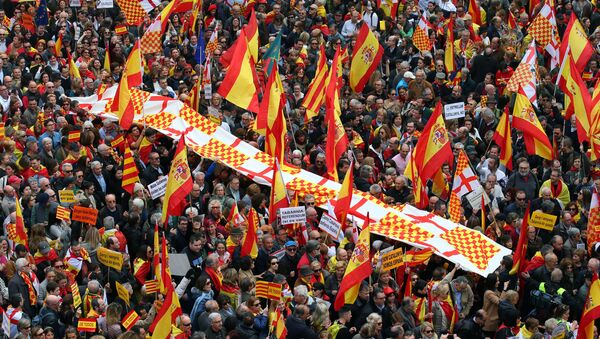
327, 321, 346, 339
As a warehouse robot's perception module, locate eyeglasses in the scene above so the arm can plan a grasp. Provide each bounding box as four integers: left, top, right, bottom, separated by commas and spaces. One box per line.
425, 329, 433, 333
54, 264, 64, 268
182, 322, 191, 326
516, 197, 525, 201
287, 248, 297, 252
271, 262, 278, 265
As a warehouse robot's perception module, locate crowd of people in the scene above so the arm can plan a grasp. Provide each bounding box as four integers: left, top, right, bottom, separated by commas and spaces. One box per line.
0, 0, 598, 338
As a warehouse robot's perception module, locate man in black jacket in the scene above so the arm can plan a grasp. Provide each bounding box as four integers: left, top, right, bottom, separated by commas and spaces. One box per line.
39, 295, 65, 338
285, 305, 317, 339
455, 309, 486, 339
8, 258, 36, 317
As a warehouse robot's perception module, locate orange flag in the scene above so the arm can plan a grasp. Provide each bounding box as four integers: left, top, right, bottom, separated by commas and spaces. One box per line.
55, 34, 63, 56
349, 24, 383, 93
269, 158, 289, 224
325, 47, 349, 182
512, 88, 553, 160
334, 162, 353, 230
492, 107, 513, 171
334, 216, 372, 311
161, 137, 193, 225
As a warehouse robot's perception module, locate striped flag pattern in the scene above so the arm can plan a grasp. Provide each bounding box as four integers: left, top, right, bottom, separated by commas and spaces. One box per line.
122, 145, 140, 194
56, 206, 71, 221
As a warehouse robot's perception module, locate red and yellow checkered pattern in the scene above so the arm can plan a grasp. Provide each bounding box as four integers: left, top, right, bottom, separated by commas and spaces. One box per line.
142, 112, 177, 131
116, 0, 146, 25
141, 30, 162, 55
286, 177, 336, 204
197, 139, 249, 167
372, 212, 433, 243
506, 60, 537, 93
528, 14, 552, 46
448, 191, 461, 223
588, 206, 600, 250
441, 227, 501, 271
179, 106, 219, 135
412, 26, 431, 52
105, 88, 149, 115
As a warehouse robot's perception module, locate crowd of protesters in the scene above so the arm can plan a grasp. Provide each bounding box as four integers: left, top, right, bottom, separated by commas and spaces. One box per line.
0, 0, 598, 338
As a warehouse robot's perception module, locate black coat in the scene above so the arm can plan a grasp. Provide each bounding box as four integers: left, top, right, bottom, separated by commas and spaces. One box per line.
455, 317, 485, 339
8, 274, 35, 317
285, 316, 318, 339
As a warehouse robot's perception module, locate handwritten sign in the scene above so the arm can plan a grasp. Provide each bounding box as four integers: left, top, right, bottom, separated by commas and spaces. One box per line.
116, 281, 130, 304
465, 186, 491, 211
318, 213, 341, 238
530, 210, 557, 231
148, 176, 168, 200
58, 190, 75, 203
381, 247, 404, 271
96, 0, 113, 8
97, 247, 123, 270
279, 206, 306, 225
72, 205, 98, 224
71, 282, 82, 309
444, 102, 466, 120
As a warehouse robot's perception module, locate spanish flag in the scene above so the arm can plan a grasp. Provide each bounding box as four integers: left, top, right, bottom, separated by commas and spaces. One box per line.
510, 204, 530, 275
349, 24, 383, 93
492, 107, 513, 171
138, 136, 153, 163
512, 88, 553, 160
269, 158, 290, 224
325, 47, 349, 182
149, 286, 181, 339
269, 309, 287, 339
122, 310, 140, 331
161, 136, 193, 225
243, 9, 259, 63
68, 52, 80, 79
257, 66, 287, 162
121, 144, 140, 194
334, 161, 353, 230
216, 29, 260, 113
68, 130, 81, 143
115, 25, 128, 35
334, 216, 372, 311
444, 19, 455, 73
302, 44, 328, 121
110, 40, 143, 131
7, 193, 27, 248
508, 11, 517, 30
577, 273, 600, 339
468, 0, 482, 25
55, 34, 63, 56
560, 12, 593, 73
558, 52, 592, 143
241, 208, 259, 259
206, 267, 223, 291
133, 257, 151, 284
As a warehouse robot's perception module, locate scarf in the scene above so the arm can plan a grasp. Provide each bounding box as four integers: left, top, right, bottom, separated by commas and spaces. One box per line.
413, 296, 427, 324
551, 180, 562, 199
206, 267, 223, 291
20, 272, 36, 306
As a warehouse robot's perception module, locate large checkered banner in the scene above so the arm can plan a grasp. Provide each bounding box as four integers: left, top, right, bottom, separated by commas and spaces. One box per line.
74, 88, 511, 276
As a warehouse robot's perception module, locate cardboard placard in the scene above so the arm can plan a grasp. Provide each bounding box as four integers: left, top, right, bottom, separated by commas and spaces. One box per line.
71, 282, 82, 309
168, 253, 192, 275
444, 102, 466, 120
58, 190, 75, 203
279, 206, 307, 225
318, 213, 342, 238
116, 281, 130, 304
465, 186, 490, 210
381, 247, 404, 271
97, 247, 123, 270
530, 210, 557, 231
148, 176, 168, 200
96, 0, 113, 8
72, 205, 98, 224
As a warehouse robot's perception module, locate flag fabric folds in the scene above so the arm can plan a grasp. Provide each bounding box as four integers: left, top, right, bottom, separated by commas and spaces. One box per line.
334, 162, 354, 230
302, 44, 328, 121
334, 217, 372, 311
452, 149, 481, 198
243, 10, 259, 63
110, 40, 142, 131
558, 52, 593, 143
161, 137, 193, 225
216, 29, 260, 113
241, 208, 259, 259
270, 309, 287, 339
7, 194, 27, 248
257, 66, 287, 161
492, 107, 514, 171
349, 24, 383, 93
122, 144, 140, 194
510, 204, 530, 275
587, 188, 600, 251
444, 19, 455, 73
269, 158, 290, 224
577, 273, 600, 339
325, 47, 349, 182
412, 13, 432, 52
560, 12, 593, 73
512, 88, 553, 160
68, 53, 80, 79
468, 0, 482, 25
506, 40, 538, 105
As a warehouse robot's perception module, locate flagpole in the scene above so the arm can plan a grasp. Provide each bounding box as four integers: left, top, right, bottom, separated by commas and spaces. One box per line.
282, 105, 298, 152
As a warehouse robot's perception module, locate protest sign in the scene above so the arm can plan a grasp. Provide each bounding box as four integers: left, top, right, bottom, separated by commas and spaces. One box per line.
116, 281, 130, 304
381, 247, 404, 271
122, 310, 140, 330
465, 186, 491, 210
530, 210, 557, 231
279, 206, 306, 225
77, 319, 97, 332
97, 247, 123, 270
96, 0, 113, 8
71, 282, 82, 309
444, 102, 466, 120
58, 190, 75, 203
148, 176, 168, 199
72, 205, 98, 224
318, 213, 342, 238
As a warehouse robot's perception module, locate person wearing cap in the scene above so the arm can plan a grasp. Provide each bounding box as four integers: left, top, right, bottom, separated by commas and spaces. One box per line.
432, 72, 451, 99
295, 265, 314, 289
297, 240, 321, 271
278, 241, 301, 287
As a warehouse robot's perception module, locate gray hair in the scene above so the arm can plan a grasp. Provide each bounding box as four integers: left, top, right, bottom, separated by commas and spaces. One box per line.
103, 216, 115, 230
294, 285, 308, 297
88, 279, 100, 292
90, 161, 102, 169
208, 312, 221, 323
567, 227, 580, 238
132, 198, 145, 209
15, 258, 28, 271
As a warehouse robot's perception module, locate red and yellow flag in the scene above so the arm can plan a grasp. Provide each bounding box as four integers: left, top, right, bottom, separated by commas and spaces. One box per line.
270, 309, 287, 339
122, 310, 140, 331
492, 107, 513, 171
587, 189, 600, 251
110, 40, 142, 131
558, 53, 592, 143
122, 144, 140, 194
68, 130, 81, 143
241, 208, 259, 259
55, 34, 63, 56
149, 286, 181, 339
243, 9, 259, 63
104, 43, 111, 71
512, 88, 553, 160
577, 273, 600, 339
257, 66, 287, 162
349, 24, 383, 93
68, 52, 80, 79
508, 11, 517, 29
216, 29, 260, 113
255, 280, 282, 300
138, 136, 153, 163
510, 204, 530, 275
325, 47, 349, 182
269, 158, 289, 224
115, 25, 128, 35
302, 44, 328, 121
334, 162, 353, 230
444, 19, 455, 73
413, 13, 432, 52
7, 193, 27, 248
161, 137, 193, 225
468, 0, 482, 25
561, 12, 593, 73
334, 216, 372, 310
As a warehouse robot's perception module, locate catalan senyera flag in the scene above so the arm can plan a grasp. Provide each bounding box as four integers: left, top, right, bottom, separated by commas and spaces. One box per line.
54, 34, 63, 56
559, 52, 592, 143
334, 162, 353, 231
560, 13, 592, 73
492, 107, 513, 171
444, 19, 455, 73
255, 280, 282, 300
111, 134, 126, 153
68, 52, 80, 79
145, 279, 160, 294
413, 12, 432, 52
577, 273, 600, 339
217, 29, 260, 113
411, 101, 453, 182
349, 24, 383, 93
257, 67, 287, 162
104, 43, 111, 71
334, 216, 372, 311
188, 76, 201, 112
269, 158, 290, 224
68, 130, 80, 143
122, 144, 140, 194
56, 205, 70, 221
302, 44, 328, 121
243, 9, 259, 63
510, 204, 530, 275
468, 0, 482, 25
325, 47, 349, 182
270, 309, 287, 339
110, 40, 143, 131
161, 137, 193, 225
241, 208, 259, 259
512, 88, 553, 160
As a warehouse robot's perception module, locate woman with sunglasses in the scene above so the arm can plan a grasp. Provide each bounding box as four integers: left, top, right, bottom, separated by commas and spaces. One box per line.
420, 321, 437, 339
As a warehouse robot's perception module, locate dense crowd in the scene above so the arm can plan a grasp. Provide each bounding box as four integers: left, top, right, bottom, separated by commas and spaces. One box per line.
0, 0, 598, 338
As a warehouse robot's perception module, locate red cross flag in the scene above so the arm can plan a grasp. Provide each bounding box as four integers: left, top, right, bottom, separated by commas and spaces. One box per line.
452, 149, 481, 198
